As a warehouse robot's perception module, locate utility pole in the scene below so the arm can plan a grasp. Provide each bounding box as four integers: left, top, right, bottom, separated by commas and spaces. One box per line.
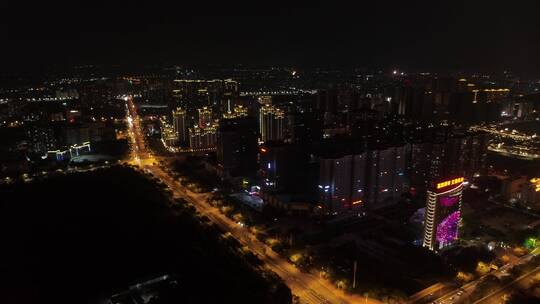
352, 260, 357, 289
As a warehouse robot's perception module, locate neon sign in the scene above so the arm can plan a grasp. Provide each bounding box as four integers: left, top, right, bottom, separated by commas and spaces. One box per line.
436, 177, 464, 190
351, 199, 362, 206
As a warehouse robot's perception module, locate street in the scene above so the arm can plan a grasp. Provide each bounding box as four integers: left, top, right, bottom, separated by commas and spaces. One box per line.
124, 95, 380, 304
429, 247, 540, 304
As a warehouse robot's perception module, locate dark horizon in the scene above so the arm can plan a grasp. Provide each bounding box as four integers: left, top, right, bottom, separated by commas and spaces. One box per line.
1, 0, 540, 76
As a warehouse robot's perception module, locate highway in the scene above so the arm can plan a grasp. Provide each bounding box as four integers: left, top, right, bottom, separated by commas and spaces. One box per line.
123, 95, 380, 304
429, 247, 540, 304
409, 282, 452, 303
473, 267, 540, 304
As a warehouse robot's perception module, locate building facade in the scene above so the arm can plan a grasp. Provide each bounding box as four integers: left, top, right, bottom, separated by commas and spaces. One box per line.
217, 117, 258, 177
259, 104, 285, 142
188, 124, 217, 150
172, 107, 187, 145
423, 177, 464, 251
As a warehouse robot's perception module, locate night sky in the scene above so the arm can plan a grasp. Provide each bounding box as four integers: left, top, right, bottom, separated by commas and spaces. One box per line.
1, 0, 539, 74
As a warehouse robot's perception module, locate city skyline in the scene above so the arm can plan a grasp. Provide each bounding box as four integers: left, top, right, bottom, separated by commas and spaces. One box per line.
2, 2, 540, 304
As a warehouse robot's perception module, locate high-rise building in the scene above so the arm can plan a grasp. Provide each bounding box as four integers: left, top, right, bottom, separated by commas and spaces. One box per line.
198, 106, 213, 128
423, 177, 464, 251
259, 104, 285, 142
318, 144, 409, 214
408, 132, 488, 194
161, 118, 178, 147
172, 107, 187, 145
223, 104, 249, 119
188, 124, 217, 150
217, 117, 258, 177
366, 145, 409, 207
318, 154, 355, 213
26, 125, 57, 154
259, 143, 311, 193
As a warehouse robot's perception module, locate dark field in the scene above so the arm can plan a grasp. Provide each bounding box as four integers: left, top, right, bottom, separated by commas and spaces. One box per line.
0, 166, 290, 304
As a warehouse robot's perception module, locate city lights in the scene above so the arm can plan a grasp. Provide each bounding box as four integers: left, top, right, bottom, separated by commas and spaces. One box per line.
1, 11, 537, 303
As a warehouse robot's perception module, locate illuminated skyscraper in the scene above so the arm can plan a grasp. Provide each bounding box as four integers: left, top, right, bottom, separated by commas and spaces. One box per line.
161, 118, 178, 147
198, 106, 213, 128
189, 124, 217, 150
172, 107, 187, 145
259, 104, 284, 142
223, 103, 249, 119
422, 177, 464, 251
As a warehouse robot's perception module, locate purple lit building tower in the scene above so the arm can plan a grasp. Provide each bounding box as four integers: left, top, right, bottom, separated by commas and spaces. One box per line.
422, 177, 464, 251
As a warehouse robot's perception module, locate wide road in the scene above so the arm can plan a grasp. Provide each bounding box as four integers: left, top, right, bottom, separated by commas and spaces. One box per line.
429, 247, 540, 304
125, 96, 155, 166
409, 282, 452, 303
473, 267, 540, 304
123, 96, 380, 304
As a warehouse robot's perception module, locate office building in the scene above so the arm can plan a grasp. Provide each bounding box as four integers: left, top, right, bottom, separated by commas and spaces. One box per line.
423, 177, 464, 251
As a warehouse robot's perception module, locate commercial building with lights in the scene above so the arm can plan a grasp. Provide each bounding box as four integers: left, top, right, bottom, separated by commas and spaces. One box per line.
188, 124, 217, 149
198, 106, 213, 128
160, 118, 178, 147
422, 177, 464, 251
259, 104, 285, 143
